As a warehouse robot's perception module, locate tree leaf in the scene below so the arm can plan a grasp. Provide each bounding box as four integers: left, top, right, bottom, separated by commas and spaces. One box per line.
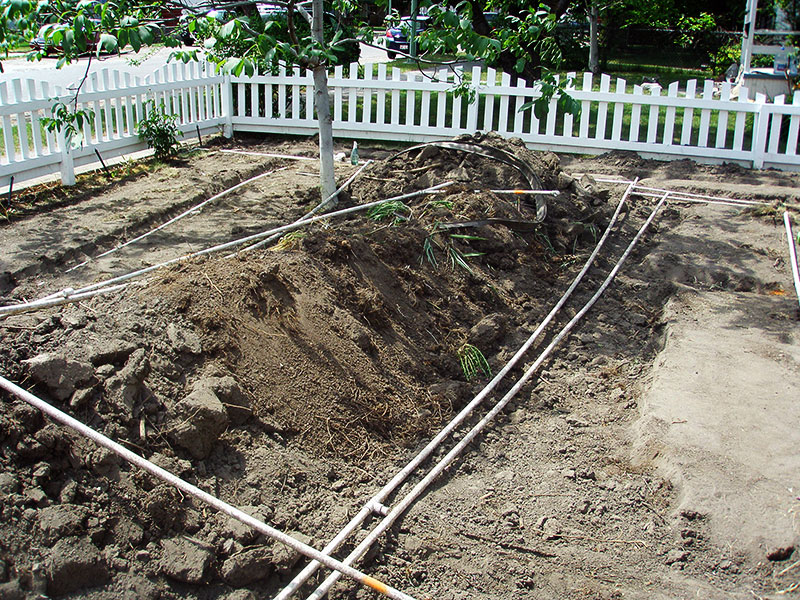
129, 27, 141, 51
219, 20, 237, 39
232, 57, 245, 76
98, 33, 117, 55
138, 25, 154, 45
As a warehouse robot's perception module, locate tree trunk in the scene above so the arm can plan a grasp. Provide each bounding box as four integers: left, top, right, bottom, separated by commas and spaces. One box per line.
588, 1, 599, 75
312, 0, 336, 205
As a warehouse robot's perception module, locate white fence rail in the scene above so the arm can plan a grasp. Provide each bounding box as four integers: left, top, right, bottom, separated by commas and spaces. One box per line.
231, 64, 800, 171
0, 61, 230, 187
3, 62, 800, 189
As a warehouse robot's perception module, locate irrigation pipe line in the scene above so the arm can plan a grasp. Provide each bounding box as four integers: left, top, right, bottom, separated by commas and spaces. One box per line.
305, 190, 670, 600
64, 167, 291, 274
583, 175, 765, 207
0, 183, 454, 319
633, 185, 764, 207
0, 283, 137, 320
632, 190, 762, 209
784, 211, 800, 308
234, 160, 375, 255
482, 190, 559, 196
220, 149, 318, 161
0, 375, 420, 600
272, 179, 640, 600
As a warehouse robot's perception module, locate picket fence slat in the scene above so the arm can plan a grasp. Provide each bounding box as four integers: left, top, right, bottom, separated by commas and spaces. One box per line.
787, 93, 800, 157
697, 80, 713, 148
646, 86, 660, 145
769, 96, 785, 154
662, 82, 678, 146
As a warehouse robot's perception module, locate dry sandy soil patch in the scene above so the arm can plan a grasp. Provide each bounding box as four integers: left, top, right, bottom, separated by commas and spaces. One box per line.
0, 134, 798, 600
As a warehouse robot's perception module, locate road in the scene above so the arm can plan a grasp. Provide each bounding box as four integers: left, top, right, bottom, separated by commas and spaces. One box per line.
0, 42, 390, 91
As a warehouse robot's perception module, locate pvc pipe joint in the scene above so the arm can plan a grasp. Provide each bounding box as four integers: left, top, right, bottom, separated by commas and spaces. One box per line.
367, 501, 390, 516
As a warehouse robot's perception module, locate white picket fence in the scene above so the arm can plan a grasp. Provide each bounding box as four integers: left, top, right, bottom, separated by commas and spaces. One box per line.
3, 61, 800, 189
0, 61, 230, 187
231, 64, 800, 171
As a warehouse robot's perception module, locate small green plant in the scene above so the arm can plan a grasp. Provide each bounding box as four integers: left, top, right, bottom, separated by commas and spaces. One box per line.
271, 230, 306, 251
458, 343, 491, 381
448, 246, 473, 274
534, 227, 556, 256
368, 200, 411, 225
449, 233, 486, 243
421, 229, 485, 274
425, 199, 454, 210
421, 236, 438, 268
136, 100, 181, 161
41, 102, 95, 149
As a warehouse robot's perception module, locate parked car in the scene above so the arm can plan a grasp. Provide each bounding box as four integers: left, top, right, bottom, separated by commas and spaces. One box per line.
29, 20, 101, 55
384, 15, 431, 59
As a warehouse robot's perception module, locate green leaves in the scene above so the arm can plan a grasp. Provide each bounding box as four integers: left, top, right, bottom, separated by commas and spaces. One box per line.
221, 56, 255, 77
457, 343, 492, 381
518, 70, 580, 122
3, 0, 31, 20
368, 200, 411, 225
41, 101, 94, 149
97, 32, 117, 54
136, 99, 180, 161
218, 19, 238, 39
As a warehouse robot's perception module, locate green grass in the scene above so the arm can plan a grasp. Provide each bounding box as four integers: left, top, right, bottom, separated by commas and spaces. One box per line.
458, 343, 491, 381
1, 42, 33, 53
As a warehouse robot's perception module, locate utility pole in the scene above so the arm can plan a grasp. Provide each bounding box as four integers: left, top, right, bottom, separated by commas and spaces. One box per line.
410, 0, 418, 58
588, 1, 599, 74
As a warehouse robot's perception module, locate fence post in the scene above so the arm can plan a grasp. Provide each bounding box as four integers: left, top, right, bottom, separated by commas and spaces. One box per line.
752, 93, 770, 169
221, 71, 233, 138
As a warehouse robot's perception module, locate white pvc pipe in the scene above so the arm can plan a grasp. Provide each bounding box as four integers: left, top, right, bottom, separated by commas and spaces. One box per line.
0, 283, 135, 319
0, 375, 418, 600
220, 149, 318, 161
586, 176, 764, 207
482, 190, 560, 196
272, 179, 639, 600
784, 211, 800, 308
632, 190, 761, 209
236, 160, 375, 254
65, 167, 290, 273
0, 183, 454, 318
306, 190, 670, 600
633, 185, 763, 207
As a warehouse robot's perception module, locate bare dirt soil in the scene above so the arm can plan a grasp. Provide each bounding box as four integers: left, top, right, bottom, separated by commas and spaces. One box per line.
0, 134, 798, 600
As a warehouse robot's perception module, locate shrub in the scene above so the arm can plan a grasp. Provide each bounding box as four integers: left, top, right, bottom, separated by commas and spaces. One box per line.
137, 100, 181, 161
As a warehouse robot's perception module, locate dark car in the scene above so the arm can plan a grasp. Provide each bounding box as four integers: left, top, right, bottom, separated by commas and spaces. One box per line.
30, 20, 101, 55
384, 15, 430, 59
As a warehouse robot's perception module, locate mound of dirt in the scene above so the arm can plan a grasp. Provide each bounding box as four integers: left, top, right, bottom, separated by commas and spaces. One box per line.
141, 132, 608, 460
0, 132, 616, 598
